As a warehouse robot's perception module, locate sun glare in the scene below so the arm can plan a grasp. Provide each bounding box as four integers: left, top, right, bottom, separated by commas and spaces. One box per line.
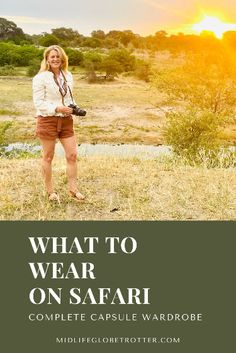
192, 16, 236, 39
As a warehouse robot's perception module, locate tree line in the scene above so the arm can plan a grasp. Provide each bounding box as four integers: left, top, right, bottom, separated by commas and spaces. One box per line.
0, 41, 147, 81
0, 18, 152, 80
2, 17, 236, 52
1, 16, 236, 86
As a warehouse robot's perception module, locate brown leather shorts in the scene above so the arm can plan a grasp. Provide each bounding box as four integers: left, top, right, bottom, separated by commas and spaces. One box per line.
36, 115, 74, 140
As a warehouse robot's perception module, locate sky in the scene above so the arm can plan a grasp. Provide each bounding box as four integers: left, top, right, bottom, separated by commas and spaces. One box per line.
1, 0, 236, 36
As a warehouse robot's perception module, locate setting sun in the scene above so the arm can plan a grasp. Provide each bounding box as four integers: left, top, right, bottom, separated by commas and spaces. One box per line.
192, 16, 236, 39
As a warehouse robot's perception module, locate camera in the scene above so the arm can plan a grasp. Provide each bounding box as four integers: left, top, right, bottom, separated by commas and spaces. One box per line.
68, 104, 86, 116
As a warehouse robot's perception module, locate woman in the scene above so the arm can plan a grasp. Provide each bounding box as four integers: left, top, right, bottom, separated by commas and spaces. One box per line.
33, 45, 85, 202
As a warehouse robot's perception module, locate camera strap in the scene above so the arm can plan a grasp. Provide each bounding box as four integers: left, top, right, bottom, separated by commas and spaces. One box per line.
60, 70, 75, 105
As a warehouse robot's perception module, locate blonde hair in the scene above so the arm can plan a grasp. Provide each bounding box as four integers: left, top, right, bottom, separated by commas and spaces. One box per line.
39, 45, 68, 72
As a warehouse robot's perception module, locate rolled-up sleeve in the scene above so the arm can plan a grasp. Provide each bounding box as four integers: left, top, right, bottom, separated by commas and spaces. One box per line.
32, 74, 58, 116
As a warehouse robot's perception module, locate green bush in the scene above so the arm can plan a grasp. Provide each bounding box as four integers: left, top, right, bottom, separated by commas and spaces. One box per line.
108, 49, 136, 72
82, 51, 103, 70
0, 42, 43, 66
16, 45, 42, 66
39, 34, 59, 47
65, 48, 83, 66
0, 64, 15, 75
134, 59, 151, 82
27, 59, 41, 77
164, 109, 223, 164
101, 56, 122, 77
152, 52, 236, 115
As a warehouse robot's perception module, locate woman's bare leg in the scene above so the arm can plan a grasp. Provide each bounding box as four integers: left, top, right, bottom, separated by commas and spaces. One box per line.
40, 138, 56, 194
60, 135, 78, 192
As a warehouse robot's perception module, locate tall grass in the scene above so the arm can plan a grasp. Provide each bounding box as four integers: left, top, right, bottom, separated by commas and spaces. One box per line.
0, 155, 235, 220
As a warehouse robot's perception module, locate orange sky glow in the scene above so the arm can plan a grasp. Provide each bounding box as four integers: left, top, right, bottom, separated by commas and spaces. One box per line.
1, 1, 236, 37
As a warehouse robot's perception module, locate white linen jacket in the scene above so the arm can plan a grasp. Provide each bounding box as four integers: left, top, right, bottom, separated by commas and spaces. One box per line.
32, 70, 74, 117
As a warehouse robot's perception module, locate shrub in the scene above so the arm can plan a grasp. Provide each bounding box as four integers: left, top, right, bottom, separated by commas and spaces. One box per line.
82, 51, 103, 70
39, 34, 59, 47
13, 45, 41, 66
0, 64, 15, 76
27, 59, 41, 77
65, 48, 83, 66
0, 42, 42, 66
101, 56, 122, 77
134, 59, 151, 82
152, 52, 236, 115
108, 49, 136, 71
164, 109, 224, 164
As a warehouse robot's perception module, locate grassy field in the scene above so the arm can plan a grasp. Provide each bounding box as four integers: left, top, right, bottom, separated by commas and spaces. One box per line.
0, 61, 235, 221
0, 156, 235, 220
0, 72, 166, 145
0, 64, 235, 145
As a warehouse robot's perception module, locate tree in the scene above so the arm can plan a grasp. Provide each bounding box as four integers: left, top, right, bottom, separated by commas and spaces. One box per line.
0, 42, 42, 66
134, 59, 151, 82
108, 49, 136, 71
223, 31, 236, 50
82, 51, 103, 71
152, 51, 236, 115
153, 30, 168, 51
65, 48, 83, 65
91, 30, 105, 40
52, 27, 77, 40
200, 30, 216, 38
119, 30, 137, 47
104, 37, 119, 48
27, 59, 41, 77
0, 17, 25, 42
51, 27, 83, 46
105, 30, 138, 48
152, 51, 236, 162
101, 57, 122, 77
81, 37, 102, 48
154, 30, 168, 38
105, 30, 124, 48
39, 34, 59, 47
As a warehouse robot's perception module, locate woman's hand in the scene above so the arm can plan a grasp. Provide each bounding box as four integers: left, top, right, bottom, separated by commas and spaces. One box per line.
55, 106, 73, 114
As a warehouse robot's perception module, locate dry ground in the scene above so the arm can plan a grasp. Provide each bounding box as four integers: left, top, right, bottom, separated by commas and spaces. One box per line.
0, 75, 166, 145
1, 73, 235, 145
0, 156, 235, 220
